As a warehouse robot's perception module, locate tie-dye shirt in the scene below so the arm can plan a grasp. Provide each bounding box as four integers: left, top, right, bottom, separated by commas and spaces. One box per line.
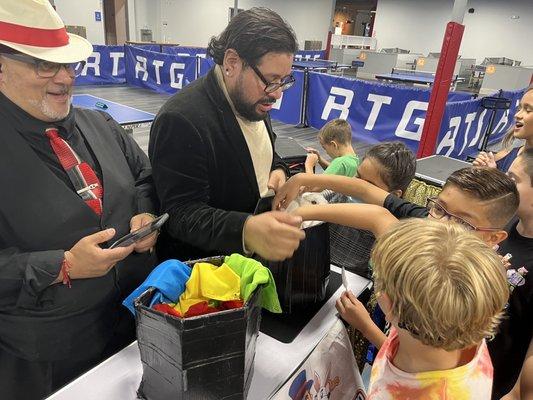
368, 328, 493, 399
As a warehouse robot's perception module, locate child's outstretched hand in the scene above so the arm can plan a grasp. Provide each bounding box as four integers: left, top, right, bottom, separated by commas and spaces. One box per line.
336, 290, 373, 333
306, 147, 320, 156
273, 174, 307, 210
305, 153, 319, 168
336, 290, 388, 348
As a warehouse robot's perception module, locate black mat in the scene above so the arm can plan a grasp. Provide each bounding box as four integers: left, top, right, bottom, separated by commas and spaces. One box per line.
259, 271, 343, 343
275, 137, 307, 160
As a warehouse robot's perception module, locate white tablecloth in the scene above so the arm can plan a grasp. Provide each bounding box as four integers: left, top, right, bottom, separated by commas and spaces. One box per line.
47, 266, 371, 400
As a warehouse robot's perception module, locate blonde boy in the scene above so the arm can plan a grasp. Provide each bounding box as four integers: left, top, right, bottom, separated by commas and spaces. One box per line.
337, 219, 508, 399
306, 118, 359, 177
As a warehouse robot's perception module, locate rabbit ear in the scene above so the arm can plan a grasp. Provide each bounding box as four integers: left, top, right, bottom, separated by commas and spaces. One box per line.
313, 371, 321, 390
325, 362, 331, 381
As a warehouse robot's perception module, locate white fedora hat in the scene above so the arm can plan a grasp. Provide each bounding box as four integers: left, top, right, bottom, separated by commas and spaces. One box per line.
0, 0, 93, 63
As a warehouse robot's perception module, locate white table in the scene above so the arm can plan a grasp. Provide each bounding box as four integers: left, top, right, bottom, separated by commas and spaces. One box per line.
47, 266, 371, 400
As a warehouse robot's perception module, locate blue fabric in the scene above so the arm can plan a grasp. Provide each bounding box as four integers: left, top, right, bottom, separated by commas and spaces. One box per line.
122, 259, 191, 314
496, 146, 521, 172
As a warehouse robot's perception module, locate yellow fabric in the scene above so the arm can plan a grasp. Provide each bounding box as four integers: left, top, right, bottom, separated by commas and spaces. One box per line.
174, 262, 241, 315
403, 178, 442, 207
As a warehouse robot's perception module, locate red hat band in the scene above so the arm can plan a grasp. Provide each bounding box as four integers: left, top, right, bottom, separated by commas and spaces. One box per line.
0, 20, 69, 48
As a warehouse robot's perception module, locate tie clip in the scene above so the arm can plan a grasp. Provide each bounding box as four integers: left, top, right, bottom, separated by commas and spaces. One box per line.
77, 183, 99, 195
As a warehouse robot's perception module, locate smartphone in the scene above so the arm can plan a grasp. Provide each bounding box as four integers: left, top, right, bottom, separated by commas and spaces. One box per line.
254, 195, 275, 215
109, 213, 169, 249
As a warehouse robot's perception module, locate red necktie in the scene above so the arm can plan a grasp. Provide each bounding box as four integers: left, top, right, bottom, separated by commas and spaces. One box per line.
45, 127, 104, 216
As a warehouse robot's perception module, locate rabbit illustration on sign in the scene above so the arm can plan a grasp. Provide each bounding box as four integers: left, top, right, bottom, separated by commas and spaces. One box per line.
312, 363, 340, 400
288, 370, 313, 400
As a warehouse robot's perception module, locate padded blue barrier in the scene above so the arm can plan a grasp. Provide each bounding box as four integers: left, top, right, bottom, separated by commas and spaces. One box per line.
270, 70, 304, 125
75, 45, 126, 85
75, 45, 524, 158
306, 71, 523, 158
124, 45, 197, 94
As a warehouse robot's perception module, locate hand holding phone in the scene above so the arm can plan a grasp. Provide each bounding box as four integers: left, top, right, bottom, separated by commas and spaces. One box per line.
109, 213, 169, 249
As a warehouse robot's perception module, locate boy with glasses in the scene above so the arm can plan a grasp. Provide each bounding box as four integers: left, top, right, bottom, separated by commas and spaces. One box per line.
149, 8, 305, 262
274, 166, 516, 246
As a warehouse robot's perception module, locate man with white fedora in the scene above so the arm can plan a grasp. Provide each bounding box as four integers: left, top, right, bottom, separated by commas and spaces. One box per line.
0, 1, 159, 398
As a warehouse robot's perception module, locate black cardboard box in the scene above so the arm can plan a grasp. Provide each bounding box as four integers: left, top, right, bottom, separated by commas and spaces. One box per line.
134, 256, 262, 400
266, 222, 330, 314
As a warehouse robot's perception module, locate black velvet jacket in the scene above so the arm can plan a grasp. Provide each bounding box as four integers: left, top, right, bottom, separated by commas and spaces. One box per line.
149, 68, 287, 261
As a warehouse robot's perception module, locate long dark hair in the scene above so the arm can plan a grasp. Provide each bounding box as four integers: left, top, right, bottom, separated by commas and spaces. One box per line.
207, 7, 298, 66
502, 85, 533, 149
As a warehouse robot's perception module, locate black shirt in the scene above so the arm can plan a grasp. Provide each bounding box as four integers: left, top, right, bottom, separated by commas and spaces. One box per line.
383, 193, 429, 219
489, 218, 533, 399
0, 92, 102, 191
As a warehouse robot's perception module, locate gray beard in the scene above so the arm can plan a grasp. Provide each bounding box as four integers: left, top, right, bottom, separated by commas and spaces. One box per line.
28, 95, 72, 121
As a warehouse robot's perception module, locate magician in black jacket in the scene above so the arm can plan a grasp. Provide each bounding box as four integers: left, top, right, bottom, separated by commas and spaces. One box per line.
149, 8, 306, 262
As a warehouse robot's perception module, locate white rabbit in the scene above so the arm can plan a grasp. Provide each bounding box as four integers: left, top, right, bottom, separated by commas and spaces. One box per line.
286, 192, 328, 213
312, 363, 340, 400
286, 192, 328, 229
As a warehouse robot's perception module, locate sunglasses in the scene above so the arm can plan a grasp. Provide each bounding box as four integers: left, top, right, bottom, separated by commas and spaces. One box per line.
1, 53, 86, 78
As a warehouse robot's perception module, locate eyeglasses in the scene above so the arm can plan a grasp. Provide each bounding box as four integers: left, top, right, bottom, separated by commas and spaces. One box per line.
425, 197, 501, 232
1, 53, 86, 78
249, 63, 295, 94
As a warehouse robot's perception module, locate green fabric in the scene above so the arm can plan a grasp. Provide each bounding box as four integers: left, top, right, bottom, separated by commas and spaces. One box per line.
224, 253, 282, 313
324, 154, 360, 177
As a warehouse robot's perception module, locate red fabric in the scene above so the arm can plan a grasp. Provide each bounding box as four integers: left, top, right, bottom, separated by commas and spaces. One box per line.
152, 300, 244, 319
220, 300, 244, 310
0, 20, 69, 48
184, 300, 244, 317
60, 258, 71, 288
184, 301, 220, 317
45, 128, 103, 215
153, 303, 182, 318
